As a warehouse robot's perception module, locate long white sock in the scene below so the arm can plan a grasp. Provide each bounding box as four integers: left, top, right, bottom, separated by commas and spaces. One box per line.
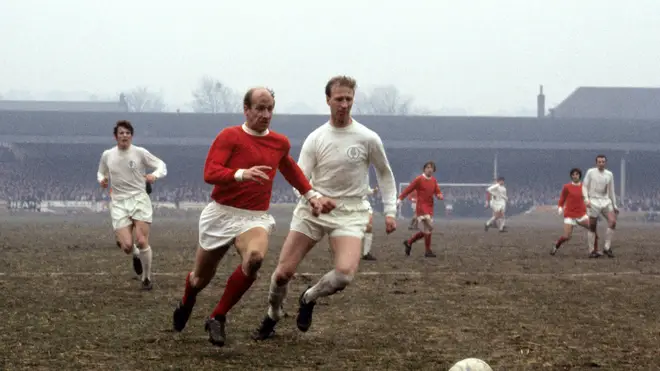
138, 246, 152, 281
132, 244, 139, 257
604, 228, 614, 250
362, 233, 373, 256
487, 217, 496, 226
267, 274, 288, 321
499, 217, 506, 230
303, 270, 353, 303
587, 231, 596, 253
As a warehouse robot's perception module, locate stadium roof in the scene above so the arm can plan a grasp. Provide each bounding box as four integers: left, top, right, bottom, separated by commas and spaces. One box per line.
0, 100, 126, 112
550, 87, 660, 120
0, 110, 659, 151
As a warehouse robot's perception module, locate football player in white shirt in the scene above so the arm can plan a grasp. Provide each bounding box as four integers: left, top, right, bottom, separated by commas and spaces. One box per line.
97, 120, 167, 289
253, 75, 397, 340
485, 177, 508, 232
582, 154, 618, 258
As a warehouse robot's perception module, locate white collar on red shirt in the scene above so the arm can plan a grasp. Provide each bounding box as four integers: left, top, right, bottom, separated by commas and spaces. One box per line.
242, 123, 269, 137
421, 174, 432, 179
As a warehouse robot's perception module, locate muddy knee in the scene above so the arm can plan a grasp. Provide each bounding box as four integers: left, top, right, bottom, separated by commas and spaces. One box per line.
273, 269, 295, 286
190, 272, 213, 289
331, 270, 354, 292
244, 250, 264, 276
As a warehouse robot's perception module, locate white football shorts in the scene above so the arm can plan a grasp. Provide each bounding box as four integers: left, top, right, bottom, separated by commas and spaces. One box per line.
587, 198, 614, 218
110, 193, 153, 230
291, 198, 371, 241
564, 215, 589, 226
198, 202, 275, 251
490, 200, 506, 213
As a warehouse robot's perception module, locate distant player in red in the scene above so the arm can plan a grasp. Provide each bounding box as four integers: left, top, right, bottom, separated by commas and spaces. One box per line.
398, 161, 443, 257
172, 87, 335, 347
551, 168, 593, 256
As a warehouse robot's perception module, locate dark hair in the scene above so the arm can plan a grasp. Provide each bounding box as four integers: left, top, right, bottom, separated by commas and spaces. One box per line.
243, 87, 275, 108
497, 176, 505, 182
423, 161, 436, 172
596, 154, 607, 161
325, 75, 357, 97
113, 120, 134, 136
570, 167, 582, 178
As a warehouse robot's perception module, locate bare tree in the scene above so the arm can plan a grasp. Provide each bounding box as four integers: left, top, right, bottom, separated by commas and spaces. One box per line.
123, 87, 166, 112
353, 85, 414, 115
191, 76, 241, 113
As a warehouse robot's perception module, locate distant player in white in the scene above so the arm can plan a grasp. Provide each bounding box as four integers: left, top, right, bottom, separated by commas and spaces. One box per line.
362, 185, 378, 261
583, 154, 618, 258
252, 75, 397, 340
97, 120, 167, 290
485, 177, 507, 232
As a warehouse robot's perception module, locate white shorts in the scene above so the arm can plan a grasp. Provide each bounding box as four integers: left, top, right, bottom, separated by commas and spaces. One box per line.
198, 202, 275, 251
490, 200, 506, 213
416, 214, 434, 232
416, 214, 433, 222
290, 199, 371, 242
587, 199, 614, 218
110, 193, 153, 230
564, 215, 589, 226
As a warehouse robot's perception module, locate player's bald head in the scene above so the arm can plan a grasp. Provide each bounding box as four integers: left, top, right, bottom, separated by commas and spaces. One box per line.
243, 87, 275, 108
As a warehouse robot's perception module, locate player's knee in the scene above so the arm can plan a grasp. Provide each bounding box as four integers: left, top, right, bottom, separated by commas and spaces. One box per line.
135, 235, 149, 249
190, 273, 211, 289
119, 242, 132, 254
330, 270, 354, 291
273, 269, 294, 285
244, 250, 264, 276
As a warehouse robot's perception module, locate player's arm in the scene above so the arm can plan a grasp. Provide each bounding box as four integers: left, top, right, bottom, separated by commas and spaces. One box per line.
279, 154, 321, 201
97, 151, 109, 188
486, 184, 498, 195
203, 130, 241, 185
582, 169, 592, 204
607, 172, 618, 210
435, 181, 444, 200
368, 135, 397, 218
141, 148, 167, 181
290, 134, 317, 198
398, 178, 418, 203
557, 185, 568, 214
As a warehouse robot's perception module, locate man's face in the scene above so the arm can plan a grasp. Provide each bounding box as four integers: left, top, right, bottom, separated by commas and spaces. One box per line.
596, 157, 607, 170
114, 127, 132, 148
326, 84, 354, 124
244, 89, 275, 133
423, 164, 434, 177
571, 171, 581, 183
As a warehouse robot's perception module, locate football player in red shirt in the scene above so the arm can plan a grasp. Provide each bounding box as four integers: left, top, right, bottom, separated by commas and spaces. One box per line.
172, 87, 335, 347
398, 161, 444, 257
552, 168, 595, 256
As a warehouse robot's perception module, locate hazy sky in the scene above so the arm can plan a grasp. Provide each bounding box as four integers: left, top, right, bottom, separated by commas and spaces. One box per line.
1, 0, 658, 115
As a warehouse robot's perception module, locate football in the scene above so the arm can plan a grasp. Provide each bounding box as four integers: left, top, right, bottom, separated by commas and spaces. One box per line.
448, 358, 493, 371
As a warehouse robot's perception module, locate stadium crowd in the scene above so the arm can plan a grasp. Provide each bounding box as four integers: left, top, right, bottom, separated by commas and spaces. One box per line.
2, 146, 660, 212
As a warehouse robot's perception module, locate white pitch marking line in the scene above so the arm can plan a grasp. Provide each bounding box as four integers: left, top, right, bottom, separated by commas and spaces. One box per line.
0, 271, 655, 278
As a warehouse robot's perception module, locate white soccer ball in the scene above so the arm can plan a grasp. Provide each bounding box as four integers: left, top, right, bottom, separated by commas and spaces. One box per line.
448, 358, 493, 371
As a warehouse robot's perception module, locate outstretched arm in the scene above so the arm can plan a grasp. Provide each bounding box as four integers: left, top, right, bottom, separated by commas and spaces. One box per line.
369, 136, 397, 217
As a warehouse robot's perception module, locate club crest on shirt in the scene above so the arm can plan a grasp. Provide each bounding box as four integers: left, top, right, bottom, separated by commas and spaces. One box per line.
345, 145, 365, 162
128, 160, 137, 169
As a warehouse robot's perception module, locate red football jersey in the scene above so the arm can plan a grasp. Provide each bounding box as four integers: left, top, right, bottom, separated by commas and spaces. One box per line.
558, 182, 587, 218
399, 175, 443, 216
203, 124, 312, 211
